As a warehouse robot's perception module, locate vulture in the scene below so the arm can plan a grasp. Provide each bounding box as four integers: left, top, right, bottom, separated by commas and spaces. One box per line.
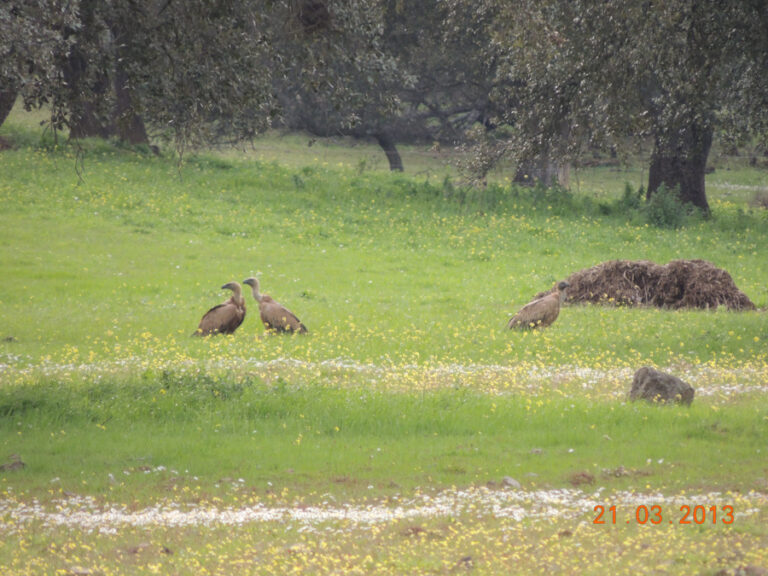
193, 281, 246, 336
243, 277, 308, 334
507, 281, 570, 330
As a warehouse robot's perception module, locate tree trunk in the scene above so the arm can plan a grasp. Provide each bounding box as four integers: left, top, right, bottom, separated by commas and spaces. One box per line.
514, 155, 569, 187
375, 132, 404, 172
114, 66, 150, 146
63, 48, 113, 140
109, 8, 152, 148
62, 0, 113, 140
0, 84, 19, 129
69, 100, 112, 139
647, 122, 713, 214
514, 117, 571, 187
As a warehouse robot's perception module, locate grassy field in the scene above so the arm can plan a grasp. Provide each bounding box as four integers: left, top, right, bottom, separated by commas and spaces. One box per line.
1, 107, 767, 575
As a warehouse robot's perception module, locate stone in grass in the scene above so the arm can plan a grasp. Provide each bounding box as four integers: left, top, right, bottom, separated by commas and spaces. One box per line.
502, 476, 521, 489
568, 471, 595, 486
629, 366, 695, 405
0, 454, 24, 472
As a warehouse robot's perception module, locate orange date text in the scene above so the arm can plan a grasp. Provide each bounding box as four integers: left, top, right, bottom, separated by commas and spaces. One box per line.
593, 504, 734, 525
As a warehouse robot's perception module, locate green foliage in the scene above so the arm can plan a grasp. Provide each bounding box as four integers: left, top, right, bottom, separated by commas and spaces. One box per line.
620, 182, 645, 211
0, 1, 78, 112
644, 183, 708, 229
644, 184, 689, 229
596, 181, 768, 233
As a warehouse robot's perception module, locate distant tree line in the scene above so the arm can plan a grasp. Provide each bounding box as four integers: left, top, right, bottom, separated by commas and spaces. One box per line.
1, 0, 766, 212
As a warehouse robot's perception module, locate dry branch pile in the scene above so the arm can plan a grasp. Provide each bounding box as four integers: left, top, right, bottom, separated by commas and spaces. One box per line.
539, 259, 755, 311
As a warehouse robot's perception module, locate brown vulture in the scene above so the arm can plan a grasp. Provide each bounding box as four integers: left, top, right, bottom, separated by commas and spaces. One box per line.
507, 281, 570, 330
243, 277, 308, 334
193, 281, 246, 336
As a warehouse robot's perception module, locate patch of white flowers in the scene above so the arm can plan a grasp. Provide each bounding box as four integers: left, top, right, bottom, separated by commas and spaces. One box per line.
1, 487, 764, 535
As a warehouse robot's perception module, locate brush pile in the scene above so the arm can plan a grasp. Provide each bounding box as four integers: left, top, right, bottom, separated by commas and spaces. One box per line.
544, 259, 756, 310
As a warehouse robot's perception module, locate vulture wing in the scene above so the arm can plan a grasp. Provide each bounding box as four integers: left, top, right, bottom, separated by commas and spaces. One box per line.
195, 300, 246, 336
260, 297, 308, 333
507, 293, 560, 330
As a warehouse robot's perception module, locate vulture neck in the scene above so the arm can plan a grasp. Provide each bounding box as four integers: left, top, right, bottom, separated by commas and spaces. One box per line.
248, 282, 264, 303
230, 285, 245, 305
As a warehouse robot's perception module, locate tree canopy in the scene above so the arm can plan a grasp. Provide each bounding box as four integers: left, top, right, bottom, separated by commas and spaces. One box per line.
1, 0, 766, 212
0, 0, 396, 157
0, 0, 78, 129
466, 0, 768, 211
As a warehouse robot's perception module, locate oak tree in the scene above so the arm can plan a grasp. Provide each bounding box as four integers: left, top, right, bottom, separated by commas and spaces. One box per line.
455, 0, 768, 212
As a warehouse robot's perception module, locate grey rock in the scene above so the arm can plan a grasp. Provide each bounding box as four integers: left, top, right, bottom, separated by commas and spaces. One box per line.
502, 476, 521, 489
629, 366, 695, 405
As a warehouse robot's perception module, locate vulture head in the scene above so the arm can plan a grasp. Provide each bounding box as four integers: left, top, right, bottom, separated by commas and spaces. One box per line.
222, 281, 243, 295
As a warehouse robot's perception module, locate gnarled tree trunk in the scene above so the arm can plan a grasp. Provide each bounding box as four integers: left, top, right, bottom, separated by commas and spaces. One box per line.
0, 84, 17, 150
114, 66, 149, 146
647, 121, 713, 214
375, 131, 404, 172
62, 42, 113, 140
0, 84, 18, 129
61, 0, 113, 140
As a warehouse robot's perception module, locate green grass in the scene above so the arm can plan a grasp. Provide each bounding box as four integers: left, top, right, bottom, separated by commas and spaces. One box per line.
0, 143, 765, 361
3, 376, 767, 501
1, 107, 767, 575
1, 108, 767, 491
